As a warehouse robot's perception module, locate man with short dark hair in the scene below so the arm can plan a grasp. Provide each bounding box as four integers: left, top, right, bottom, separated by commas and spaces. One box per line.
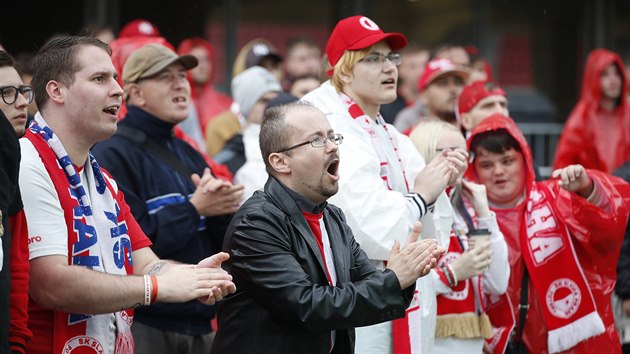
211, 102, 444, 354
284, 36, 322, 90
20, 36, 235, 354
92, 43, 243, 354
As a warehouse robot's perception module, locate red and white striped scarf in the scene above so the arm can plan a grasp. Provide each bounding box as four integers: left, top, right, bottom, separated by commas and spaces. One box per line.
339, 93, 411, 192
27, 114, 135, 354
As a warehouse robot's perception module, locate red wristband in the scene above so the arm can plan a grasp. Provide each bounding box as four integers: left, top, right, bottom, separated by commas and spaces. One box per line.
150, 275, 158, 304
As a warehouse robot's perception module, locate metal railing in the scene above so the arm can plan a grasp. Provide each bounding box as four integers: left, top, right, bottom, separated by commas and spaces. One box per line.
516, 122, 565, 179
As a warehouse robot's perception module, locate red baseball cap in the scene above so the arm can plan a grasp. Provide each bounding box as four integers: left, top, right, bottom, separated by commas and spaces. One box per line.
417, 58, 469, 92
457, 80, 506, 116
326, 15, 407, 72
119, 19, 160, 38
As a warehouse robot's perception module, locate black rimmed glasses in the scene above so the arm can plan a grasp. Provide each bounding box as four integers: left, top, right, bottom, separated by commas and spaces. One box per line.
276, 133, 344, 153
0, 85, 34, 105
358, 52, 402, 66
436, 147, 464, 153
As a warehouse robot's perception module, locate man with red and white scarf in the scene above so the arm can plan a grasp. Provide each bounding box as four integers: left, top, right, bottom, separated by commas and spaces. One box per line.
19, 36, 236, 354
466, 113, 630, 353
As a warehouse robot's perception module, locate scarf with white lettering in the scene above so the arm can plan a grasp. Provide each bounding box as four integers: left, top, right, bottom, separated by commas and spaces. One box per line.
486, 183, 604, 354
339, 92, 411, 191
26, 113, 135, 354
465, 114, 608, 354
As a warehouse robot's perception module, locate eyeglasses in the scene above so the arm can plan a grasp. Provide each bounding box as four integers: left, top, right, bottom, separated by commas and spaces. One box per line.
0, 85, 34, 105
358, 52, 402, 66
436, 147, 463, 152
276, 133, 344, 153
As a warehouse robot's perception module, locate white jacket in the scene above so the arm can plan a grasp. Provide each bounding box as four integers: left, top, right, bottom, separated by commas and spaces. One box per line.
234, 123, 267, 204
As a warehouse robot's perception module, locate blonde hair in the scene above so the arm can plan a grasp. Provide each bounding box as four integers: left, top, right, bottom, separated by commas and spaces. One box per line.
409, 119, 462, 162
330, 47, 372, 92
410, 119, 465, 208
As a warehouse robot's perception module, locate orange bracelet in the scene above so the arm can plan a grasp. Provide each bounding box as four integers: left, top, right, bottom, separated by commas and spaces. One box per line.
150, 275, 158, 304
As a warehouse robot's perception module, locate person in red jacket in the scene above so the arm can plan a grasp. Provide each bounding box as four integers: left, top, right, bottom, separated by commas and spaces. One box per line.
177, 38, 233, 135
553, 49, 630, 174
467, 113, 630, 354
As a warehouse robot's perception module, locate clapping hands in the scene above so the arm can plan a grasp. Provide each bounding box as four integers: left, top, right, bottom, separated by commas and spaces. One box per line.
387, 222, 446, 289
190, 168, 244, 216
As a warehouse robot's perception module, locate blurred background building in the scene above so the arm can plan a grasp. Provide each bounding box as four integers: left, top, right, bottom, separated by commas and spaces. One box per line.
2, 0, 629, 126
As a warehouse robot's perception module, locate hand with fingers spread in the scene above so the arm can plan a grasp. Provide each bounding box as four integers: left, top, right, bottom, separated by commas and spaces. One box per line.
190, 168, 245, 216
449, 239, 493, 282
155, 263, 235, 305
386, 222, 443, 289
551, 164, 594, 198
445, 148, 469, 186
413, 152, 453, 204
461, 179, 491, 217
196, 252, 237, 304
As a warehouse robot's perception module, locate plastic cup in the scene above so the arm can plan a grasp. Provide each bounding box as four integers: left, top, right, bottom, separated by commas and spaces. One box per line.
467, 228, 490, 249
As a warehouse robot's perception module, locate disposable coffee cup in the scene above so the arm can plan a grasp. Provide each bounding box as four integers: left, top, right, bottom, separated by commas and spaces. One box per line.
467, 228, 490, 249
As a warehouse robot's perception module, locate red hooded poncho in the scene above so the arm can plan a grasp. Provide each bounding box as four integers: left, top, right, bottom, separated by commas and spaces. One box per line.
467, 114, 630, 354
177, 38, 233, 135
553, 49, 630, 173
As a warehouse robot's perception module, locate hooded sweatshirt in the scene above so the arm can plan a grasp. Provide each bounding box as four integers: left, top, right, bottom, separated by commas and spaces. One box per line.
467, 114, 630, 354
178, 38, 233, 134
553, 49, 630, 174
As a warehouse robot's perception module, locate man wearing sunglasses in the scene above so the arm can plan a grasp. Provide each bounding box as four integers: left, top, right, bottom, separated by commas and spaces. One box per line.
212, 102, 445, 354
0, 50, 32, 353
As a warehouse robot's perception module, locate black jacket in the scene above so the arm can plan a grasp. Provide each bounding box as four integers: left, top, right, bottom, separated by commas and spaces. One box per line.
211, 177, 414, 354
0, 109, 21, 354
92, 106, 230, 335
213, 132, 245, 175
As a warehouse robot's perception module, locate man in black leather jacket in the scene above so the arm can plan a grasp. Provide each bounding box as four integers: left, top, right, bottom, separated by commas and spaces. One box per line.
211, 102, 444, 354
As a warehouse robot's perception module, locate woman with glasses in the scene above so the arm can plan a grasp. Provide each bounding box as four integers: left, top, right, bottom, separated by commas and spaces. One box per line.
302, 16, 467, 354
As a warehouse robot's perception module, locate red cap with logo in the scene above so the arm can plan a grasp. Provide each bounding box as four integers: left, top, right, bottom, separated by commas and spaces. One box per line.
457, 80, 506, 116
417, 58, 469, 92
326, 15, 407, 74
119, 19, 161, 38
